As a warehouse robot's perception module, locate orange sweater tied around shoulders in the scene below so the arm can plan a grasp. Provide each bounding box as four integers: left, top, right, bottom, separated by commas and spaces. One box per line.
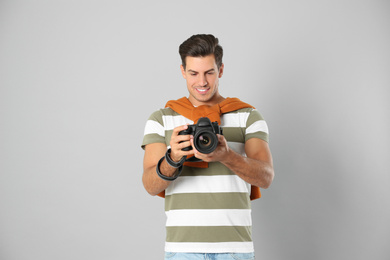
158, 97, 261, 201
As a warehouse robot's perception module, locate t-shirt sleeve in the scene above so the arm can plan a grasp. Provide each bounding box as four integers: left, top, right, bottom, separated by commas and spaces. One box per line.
245, 109, 269, 143
141, 110, 166, 150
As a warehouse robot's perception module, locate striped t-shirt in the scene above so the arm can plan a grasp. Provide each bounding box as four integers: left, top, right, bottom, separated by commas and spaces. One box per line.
142, 107, 269, 253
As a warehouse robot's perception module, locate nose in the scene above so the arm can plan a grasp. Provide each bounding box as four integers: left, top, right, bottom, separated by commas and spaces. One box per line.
199, 75, 207, 87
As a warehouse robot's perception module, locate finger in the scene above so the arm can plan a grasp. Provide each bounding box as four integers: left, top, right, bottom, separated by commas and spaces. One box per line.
190, 136, 203, 157
172, 124, 189, 135
175, 134, 191, 142
171, 146, 195, 162
189, 136, 196, 152
177, 141, 192, 150
216, 134, 224, 141
216, 134, 227, 146
170, 146, 192, 162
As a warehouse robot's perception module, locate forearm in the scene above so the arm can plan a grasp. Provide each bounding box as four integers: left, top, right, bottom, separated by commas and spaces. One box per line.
221, 149, 274, 189
142, 157, 178, 196
143, 124, 196, 196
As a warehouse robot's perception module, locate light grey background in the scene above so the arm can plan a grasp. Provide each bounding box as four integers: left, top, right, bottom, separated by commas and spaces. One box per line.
1, 0, 389, 259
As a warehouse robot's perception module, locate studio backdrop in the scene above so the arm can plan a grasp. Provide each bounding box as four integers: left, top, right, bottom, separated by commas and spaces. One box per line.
0, 1, 389, 259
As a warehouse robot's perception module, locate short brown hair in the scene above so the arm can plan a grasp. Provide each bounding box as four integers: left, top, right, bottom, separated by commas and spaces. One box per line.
179, 34, 223, 70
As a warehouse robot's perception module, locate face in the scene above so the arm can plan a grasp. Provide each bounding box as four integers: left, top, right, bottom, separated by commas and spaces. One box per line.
180, 54, 224, 107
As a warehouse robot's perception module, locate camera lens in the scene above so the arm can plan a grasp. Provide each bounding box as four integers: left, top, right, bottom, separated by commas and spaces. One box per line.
199, 134, 211, 146
194, 131, 218, 154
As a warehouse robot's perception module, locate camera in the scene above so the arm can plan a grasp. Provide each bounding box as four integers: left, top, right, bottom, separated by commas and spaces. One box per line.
178, 117, 223, 154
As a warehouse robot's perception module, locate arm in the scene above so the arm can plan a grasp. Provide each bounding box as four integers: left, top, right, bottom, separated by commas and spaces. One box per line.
142, 124, 194, 196
142, 143, 173, 196
190, 135, 274, 189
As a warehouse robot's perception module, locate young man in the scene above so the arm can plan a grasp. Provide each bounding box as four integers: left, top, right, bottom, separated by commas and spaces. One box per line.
142, 34, 274, 260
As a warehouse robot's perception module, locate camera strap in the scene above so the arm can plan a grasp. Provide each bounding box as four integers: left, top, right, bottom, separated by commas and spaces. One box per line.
156, 149, 203, 181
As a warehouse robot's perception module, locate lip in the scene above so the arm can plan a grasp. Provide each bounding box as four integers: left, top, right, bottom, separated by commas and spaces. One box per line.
195, 88, 210, 95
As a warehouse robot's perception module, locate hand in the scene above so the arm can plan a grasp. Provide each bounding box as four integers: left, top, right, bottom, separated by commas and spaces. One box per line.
190, 134, 230, 163
169, 124, 194, 162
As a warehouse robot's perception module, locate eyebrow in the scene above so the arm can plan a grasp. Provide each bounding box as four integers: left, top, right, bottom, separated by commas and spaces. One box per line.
188, 68, 215, 74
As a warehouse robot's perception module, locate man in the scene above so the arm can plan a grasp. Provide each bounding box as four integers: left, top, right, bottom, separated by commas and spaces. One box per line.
142, 34, 274, 260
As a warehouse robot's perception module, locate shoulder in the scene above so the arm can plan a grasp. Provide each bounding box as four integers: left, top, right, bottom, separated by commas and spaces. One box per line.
146, 108, 179, 123
223, 105, 269, 143
148, 107, 176, 117
221, 108, 265, 126
147, 108, 193, 130
244, 109, 269, 143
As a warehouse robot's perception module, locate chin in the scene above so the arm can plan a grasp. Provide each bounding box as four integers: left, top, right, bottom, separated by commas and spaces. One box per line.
195, 96, 212, 103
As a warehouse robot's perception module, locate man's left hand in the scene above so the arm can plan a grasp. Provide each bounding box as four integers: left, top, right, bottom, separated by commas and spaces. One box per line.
190, 134, 230, 163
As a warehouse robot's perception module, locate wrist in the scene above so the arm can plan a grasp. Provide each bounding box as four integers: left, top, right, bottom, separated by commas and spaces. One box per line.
166, 148, 186, 168
169, 150, 184, 163
156, 156, 183, 181
220, 147, 236, 165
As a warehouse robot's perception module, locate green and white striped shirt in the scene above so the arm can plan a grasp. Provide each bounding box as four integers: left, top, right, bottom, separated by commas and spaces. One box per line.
142, 107, 269, 253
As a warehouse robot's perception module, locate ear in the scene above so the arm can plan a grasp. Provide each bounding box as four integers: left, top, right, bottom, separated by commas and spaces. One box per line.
180, 64, 186, 79
218, 63, 224, 78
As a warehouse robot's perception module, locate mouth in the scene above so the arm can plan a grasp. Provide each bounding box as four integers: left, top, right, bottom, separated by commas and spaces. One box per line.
195, 88, 210, 94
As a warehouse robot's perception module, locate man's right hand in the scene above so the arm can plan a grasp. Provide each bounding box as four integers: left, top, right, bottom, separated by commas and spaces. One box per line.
169, 124, 194, 162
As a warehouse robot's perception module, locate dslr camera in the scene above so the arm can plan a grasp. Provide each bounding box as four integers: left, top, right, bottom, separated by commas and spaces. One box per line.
178, 117, 223, 154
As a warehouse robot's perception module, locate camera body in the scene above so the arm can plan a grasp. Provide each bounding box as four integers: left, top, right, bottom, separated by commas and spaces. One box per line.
178, 117, 223, 154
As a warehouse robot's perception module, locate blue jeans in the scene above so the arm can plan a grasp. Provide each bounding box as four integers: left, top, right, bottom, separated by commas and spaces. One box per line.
164, 252, 255, 260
